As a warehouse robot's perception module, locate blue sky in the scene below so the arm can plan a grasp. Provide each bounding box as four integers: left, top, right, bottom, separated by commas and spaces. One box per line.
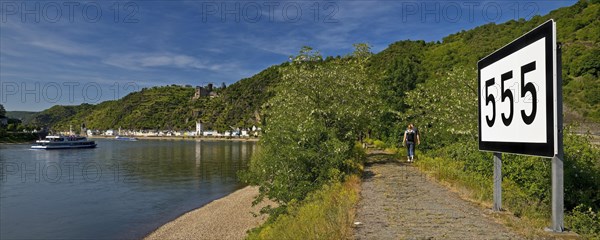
0, 0, 576, 111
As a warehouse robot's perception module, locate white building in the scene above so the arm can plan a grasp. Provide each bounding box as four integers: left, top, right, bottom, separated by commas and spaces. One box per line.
203, 130, 218, 137
196, 121, 203, 135
241, 130, 249, 137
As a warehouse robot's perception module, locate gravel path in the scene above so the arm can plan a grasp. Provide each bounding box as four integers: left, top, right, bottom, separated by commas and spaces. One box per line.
145, 186, 271, 240
353, 152, 523, 240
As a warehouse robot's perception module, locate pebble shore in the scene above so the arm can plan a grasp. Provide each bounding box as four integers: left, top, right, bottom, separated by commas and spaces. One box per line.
145, 186, 271, 240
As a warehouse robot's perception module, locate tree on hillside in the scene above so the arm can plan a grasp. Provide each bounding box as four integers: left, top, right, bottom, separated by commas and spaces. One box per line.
0, 104, 6, 117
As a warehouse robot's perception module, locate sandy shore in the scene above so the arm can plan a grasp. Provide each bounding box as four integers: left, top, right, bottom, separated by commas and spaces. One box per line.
145, 186, 272, 240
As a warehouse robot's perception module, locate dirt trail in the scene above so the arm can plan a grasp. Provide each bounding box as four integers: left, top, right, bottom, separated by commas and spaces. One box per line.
353, 152, 522, 239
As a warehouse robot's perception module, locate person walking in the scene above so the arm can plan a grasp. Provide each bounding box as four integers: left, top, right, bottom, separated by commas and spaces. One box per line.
402, 124, 420, 162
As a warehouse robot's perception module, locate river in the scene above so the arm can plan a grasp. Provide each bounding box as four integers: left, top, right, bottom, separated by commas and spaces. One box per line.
0, 139, 256, 239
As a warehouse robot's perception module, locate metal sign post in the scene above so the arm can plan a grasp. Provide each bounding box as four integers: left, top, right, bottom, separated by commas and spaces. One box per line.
551, 137, 564, 231
493, 152, 502, 211
550, 43, 564, 232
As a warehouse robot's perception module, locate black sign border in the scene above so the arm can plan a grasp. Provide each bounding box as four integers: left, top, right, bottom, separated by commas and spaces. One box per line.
478, 20, 555, 157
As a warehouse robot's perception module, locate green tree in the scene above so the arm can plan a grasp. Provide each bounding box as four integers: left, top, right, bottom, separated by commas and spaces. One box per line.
404, 67, 478, 149
0, 104, 6, 117
368, 41, 429, 141
243, 44, 381, 216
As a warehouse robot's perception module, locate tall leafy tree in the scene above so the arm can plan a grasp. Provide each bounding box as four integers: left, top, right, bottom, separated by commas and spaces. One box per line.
404, 67, 478, 149
0, 104, 6, 117
243, 44, 382, 214
368, 40, 429, 141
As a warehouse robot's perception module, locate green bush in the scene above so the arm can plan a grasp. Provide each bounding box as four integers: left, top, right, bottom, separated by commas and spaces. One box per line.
563, 130, 600, 210
566, 204, 600, 239
373, 140, 387, 149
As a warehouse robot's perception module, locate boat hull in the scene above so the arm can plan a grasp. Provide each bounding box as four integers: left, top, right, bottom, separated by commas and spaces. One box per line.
115, 137, 137, 141
31, 143, 97, 149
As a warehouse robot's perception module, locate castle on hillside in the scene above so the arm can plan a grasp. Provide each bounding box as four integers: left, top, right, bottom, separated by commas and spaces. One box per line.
192, 84, 218, 100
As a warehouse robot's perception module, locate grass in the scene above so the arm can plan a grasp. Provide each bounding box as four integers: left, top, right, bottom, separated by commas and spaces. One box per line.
247, 175, 361, 240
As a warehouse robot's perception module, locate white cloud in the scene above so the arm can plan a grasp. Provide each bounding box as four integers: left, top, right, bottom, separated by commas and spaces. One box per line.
29, 40, 95, 56
0, 21, 101, 57
103, 52, 230, 71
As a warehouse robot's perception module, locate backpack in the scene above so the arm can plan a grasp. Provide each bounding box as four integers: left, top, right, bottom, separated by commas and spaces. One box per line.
406, 130, 415, 142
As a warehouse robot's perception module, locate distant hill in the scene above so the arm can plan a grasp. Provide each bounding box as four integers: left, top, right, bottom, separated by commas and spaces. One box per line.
29, 104, 96, 129
6, 111, 38, 124
30, 64, 284, 132
194, 64, 283, 130
27, 1, 599, 131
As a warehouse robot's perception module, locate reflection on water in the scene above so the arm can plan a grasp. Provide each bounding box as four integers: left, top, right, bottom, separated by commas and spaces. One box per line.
0, 139, 256, 240
196, 140, 202, 167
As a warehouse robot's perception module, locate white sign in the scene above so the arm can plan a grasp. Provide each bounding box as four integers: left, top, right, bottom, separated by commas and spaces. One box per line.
478, 19, 557, 157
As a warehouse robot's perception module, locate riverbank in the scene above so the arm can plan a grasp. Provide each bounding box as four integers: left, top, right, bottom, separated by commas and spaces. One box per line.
88, 135, 259, 142
145, 186, 272, 240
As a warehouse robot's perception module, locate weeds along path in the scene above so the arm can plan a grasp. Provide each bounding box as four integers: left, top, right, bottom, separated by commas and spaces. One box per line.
353, 151, 522, 239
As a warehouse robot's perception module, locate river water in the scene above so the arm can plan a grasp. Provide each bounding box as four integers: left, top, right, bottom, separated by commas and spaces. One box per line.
0, 139, 256, 239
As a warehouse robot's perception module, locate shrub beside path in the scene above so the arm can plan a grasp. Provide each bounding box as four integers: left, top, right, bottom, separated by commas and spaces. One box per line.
353, 151, 523, 239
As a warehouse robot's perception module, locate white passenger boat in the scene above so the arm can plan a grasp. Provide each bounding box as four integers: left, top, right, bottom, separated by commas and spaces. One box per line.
115, 136, 138, 141
31, 136, 97, 149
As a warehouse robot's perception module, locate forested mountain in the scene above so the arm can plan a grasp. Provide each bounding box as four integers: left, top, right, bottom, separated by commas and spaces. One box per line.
51, 86, 196, 130
29, 104, 96, 129
28, 1, 598, 132
193, 64, 284, 130
5, 111, 38, 124
29, 64, 284, 132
